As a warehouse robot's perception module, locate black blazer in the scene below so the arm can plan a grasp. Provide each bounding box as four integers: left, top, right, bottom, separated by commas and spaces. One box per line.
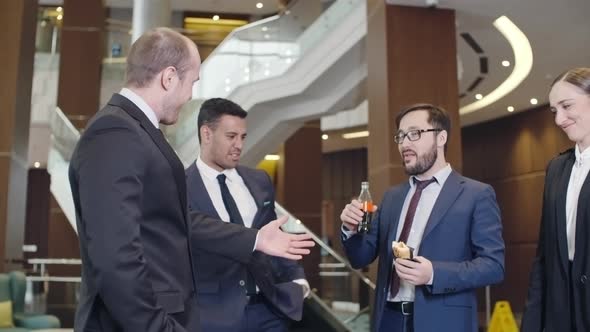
522, 149, 590, 331
186, 163, 305, 332
69, 94, 258, 332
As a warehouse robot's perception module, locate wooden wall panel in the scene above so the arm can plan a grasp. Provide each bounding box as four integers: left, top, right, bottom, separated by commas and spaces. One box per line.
462, 103, 571, 314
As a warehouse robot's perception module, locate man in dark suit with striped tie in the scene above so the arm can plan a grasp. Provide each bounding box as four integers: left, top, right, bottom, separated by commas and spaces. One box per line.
186, 98, 309, 332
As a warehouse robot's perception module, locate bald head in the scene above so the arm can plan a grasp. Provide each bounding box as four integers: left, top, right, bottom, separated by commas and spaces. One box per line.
125, 27, 197, 88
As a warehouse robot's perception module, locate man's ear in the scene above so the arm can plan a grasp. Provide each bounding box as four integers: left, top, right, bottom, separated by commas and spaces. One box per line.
200, 125, 212, 143
160, 66, 177, 91
438, 130, 448, 148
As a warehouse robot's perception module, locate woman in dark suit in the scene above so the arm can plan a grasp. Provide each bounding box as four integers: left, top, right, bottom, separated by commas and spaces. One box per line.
522, 67, 590, 332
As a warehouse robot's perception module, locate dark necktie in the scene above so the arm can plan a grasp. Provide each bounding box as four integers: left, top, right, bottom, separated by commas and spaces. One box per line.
216, 173, 256, 295
217, 174, 244, 225
389, 177, 437, 298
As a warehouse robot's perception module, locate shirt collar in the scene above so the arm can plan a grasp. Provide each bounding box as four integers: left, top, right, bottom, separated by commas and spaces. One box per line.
408, 163, 452, 188
119, 88, 159, 129
196, 156, 239, 182
575, 144, 590, 165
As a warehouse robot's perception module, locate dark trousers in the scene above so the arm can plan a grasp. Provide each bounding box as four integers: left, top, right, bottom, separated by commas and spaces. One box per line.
379, 303, 414, 332
240, 300, 289, 332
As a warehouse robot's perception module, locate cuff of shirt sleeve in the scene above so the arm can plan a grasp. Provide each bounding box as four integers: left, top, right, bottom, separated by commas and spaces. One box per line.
292, 279, 311, 298
252, 231, 259, 252
341, 225, 355, 241
427, 271, 434, 285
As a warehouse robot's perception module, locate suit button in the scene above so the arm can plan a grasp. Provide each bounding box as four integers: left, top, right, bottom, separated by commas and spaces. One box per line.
239, 280, 245, 286
581, 275, 588, 284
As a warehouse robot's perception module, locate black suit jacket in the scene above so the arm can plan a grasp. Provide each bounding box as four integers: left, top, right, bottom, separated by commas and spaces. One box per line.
522, 149, 590, 332
186, 163, 305, 332
69, 94, 258, 332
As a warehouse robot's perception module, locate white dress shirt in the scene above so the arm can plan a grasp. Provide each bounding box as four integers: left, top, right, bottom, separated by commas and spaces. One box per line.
196, 157, 258, 228
389, 164, 452, 302
119, 88, 159, 128
565, 145, 590, 261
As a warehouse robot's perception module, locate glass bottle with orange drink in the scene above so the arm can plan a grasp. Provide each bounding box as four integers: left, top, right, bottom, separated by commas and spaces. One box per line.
357, 181, 373, 233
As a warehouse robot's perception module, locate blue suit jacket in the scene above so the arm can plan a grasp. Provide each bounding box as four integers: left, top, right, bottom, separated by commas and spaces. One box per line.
186, 163, 306, 332
342, 171, 505, 332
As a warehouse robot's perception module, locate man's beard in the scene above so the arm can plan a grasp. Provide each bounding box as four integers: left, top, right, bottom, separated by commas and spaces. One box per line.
403, 142, 437, 176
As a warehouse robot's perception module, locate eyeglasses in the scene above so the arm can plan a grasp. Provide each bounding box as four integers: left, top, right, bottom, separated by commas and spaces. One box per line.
394, 128, 442, 144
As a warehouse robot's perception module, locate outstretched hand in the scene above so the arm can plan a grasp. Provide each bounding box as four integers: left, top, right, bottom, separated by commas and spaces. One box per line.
255, 215, 315, 260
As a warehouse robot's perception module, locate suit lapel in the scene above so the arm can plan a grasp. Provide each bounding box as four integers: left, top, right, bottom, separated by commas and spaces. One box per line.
237, 167, 266, 229
556, 154, 574, 272
421, 171, 464, 242
108, 94, 188, 221
575, 165, 590, 266
186, 163, 221, 219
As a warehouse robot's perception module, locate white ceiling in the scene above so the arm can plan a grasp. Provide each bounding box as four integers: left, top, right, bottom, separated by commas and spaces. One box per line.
388, 0, 590, 125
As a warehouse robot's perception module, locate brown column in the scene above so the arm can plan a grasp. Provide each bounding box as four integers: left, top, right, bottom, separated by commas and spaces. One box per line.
57, 0, 104, 129
0, 0, 37, 271
366, 3, 461, 201
277, 122, 323, 293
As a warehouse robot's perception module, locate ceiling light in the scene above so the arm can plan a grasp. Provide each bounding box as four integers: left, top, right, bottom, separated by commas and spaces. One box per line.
212, 15, 220, 21
265, 154, 280, 161
507, 106, 515, 112
342, 131, 369, 139
460, 16, 533, 115
264, 34, 270, 39
530, 98, 538, 105
261, 26, 268, 32
225, 78, 231, 84
244, 67, 250, 73
264, 70, 270, 76
243, 76, 250, 82
33, 162, 41, 168
475, 94, 483, 100
225, 86, 230, 92
502, 60, 510, 67
57, 14, 63, 20
56, 6, 63, 12
285, 49, 292, 56
285, 10, 291, 15
256, 2, 263, 9
285, 58, 292, 64
322, 134, 328, 140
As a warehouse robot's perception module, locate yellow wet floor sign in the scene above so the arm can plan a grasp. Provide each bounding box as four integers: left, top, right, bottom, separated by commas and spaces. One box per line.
488, 301, 519, 332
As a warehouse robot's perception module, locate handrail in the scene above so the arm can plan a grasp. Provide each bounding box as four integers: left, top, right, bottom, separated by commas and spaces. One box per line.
276, 203, 376, 290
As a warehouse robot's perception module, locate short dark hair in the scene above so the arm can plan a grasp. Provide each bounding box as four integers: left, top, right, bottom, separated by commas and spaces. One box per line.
198, 98, 248, 143
395, 103, 451, 153
126, 27, 192, 88
551, 67, 590, 96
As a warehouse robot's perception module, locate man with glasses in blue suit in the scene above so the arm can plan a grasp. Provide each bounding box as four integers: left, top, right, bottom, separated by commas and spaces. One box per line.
340, 104, 505, 332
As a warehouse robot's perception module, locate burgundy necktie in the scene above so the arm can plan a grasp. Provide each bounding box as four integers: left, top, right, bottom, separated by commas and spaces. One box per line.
389, 177, 436, 298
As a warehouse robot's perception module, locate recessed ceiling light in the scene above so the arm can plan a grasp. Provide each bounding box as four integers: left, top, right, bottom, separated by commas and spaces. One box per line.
56, 6, 63, 12
212, 15, 220, 21
502, 60, 510, 67
33, 162, 41, 168
507, 106, 515, 112
322, 134, 328, 140
261, 26, 268, 32
57, 14, 63, 20
225, 86, 230, 92
264, 70, 270, 76
256, 2, 263, 9
285, 58, 292, 64
475, 94, 483, 100
244, 67, 250, 73
264, 34, 270, 39
530, 98, 538, 105
225, 78, 231, 84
